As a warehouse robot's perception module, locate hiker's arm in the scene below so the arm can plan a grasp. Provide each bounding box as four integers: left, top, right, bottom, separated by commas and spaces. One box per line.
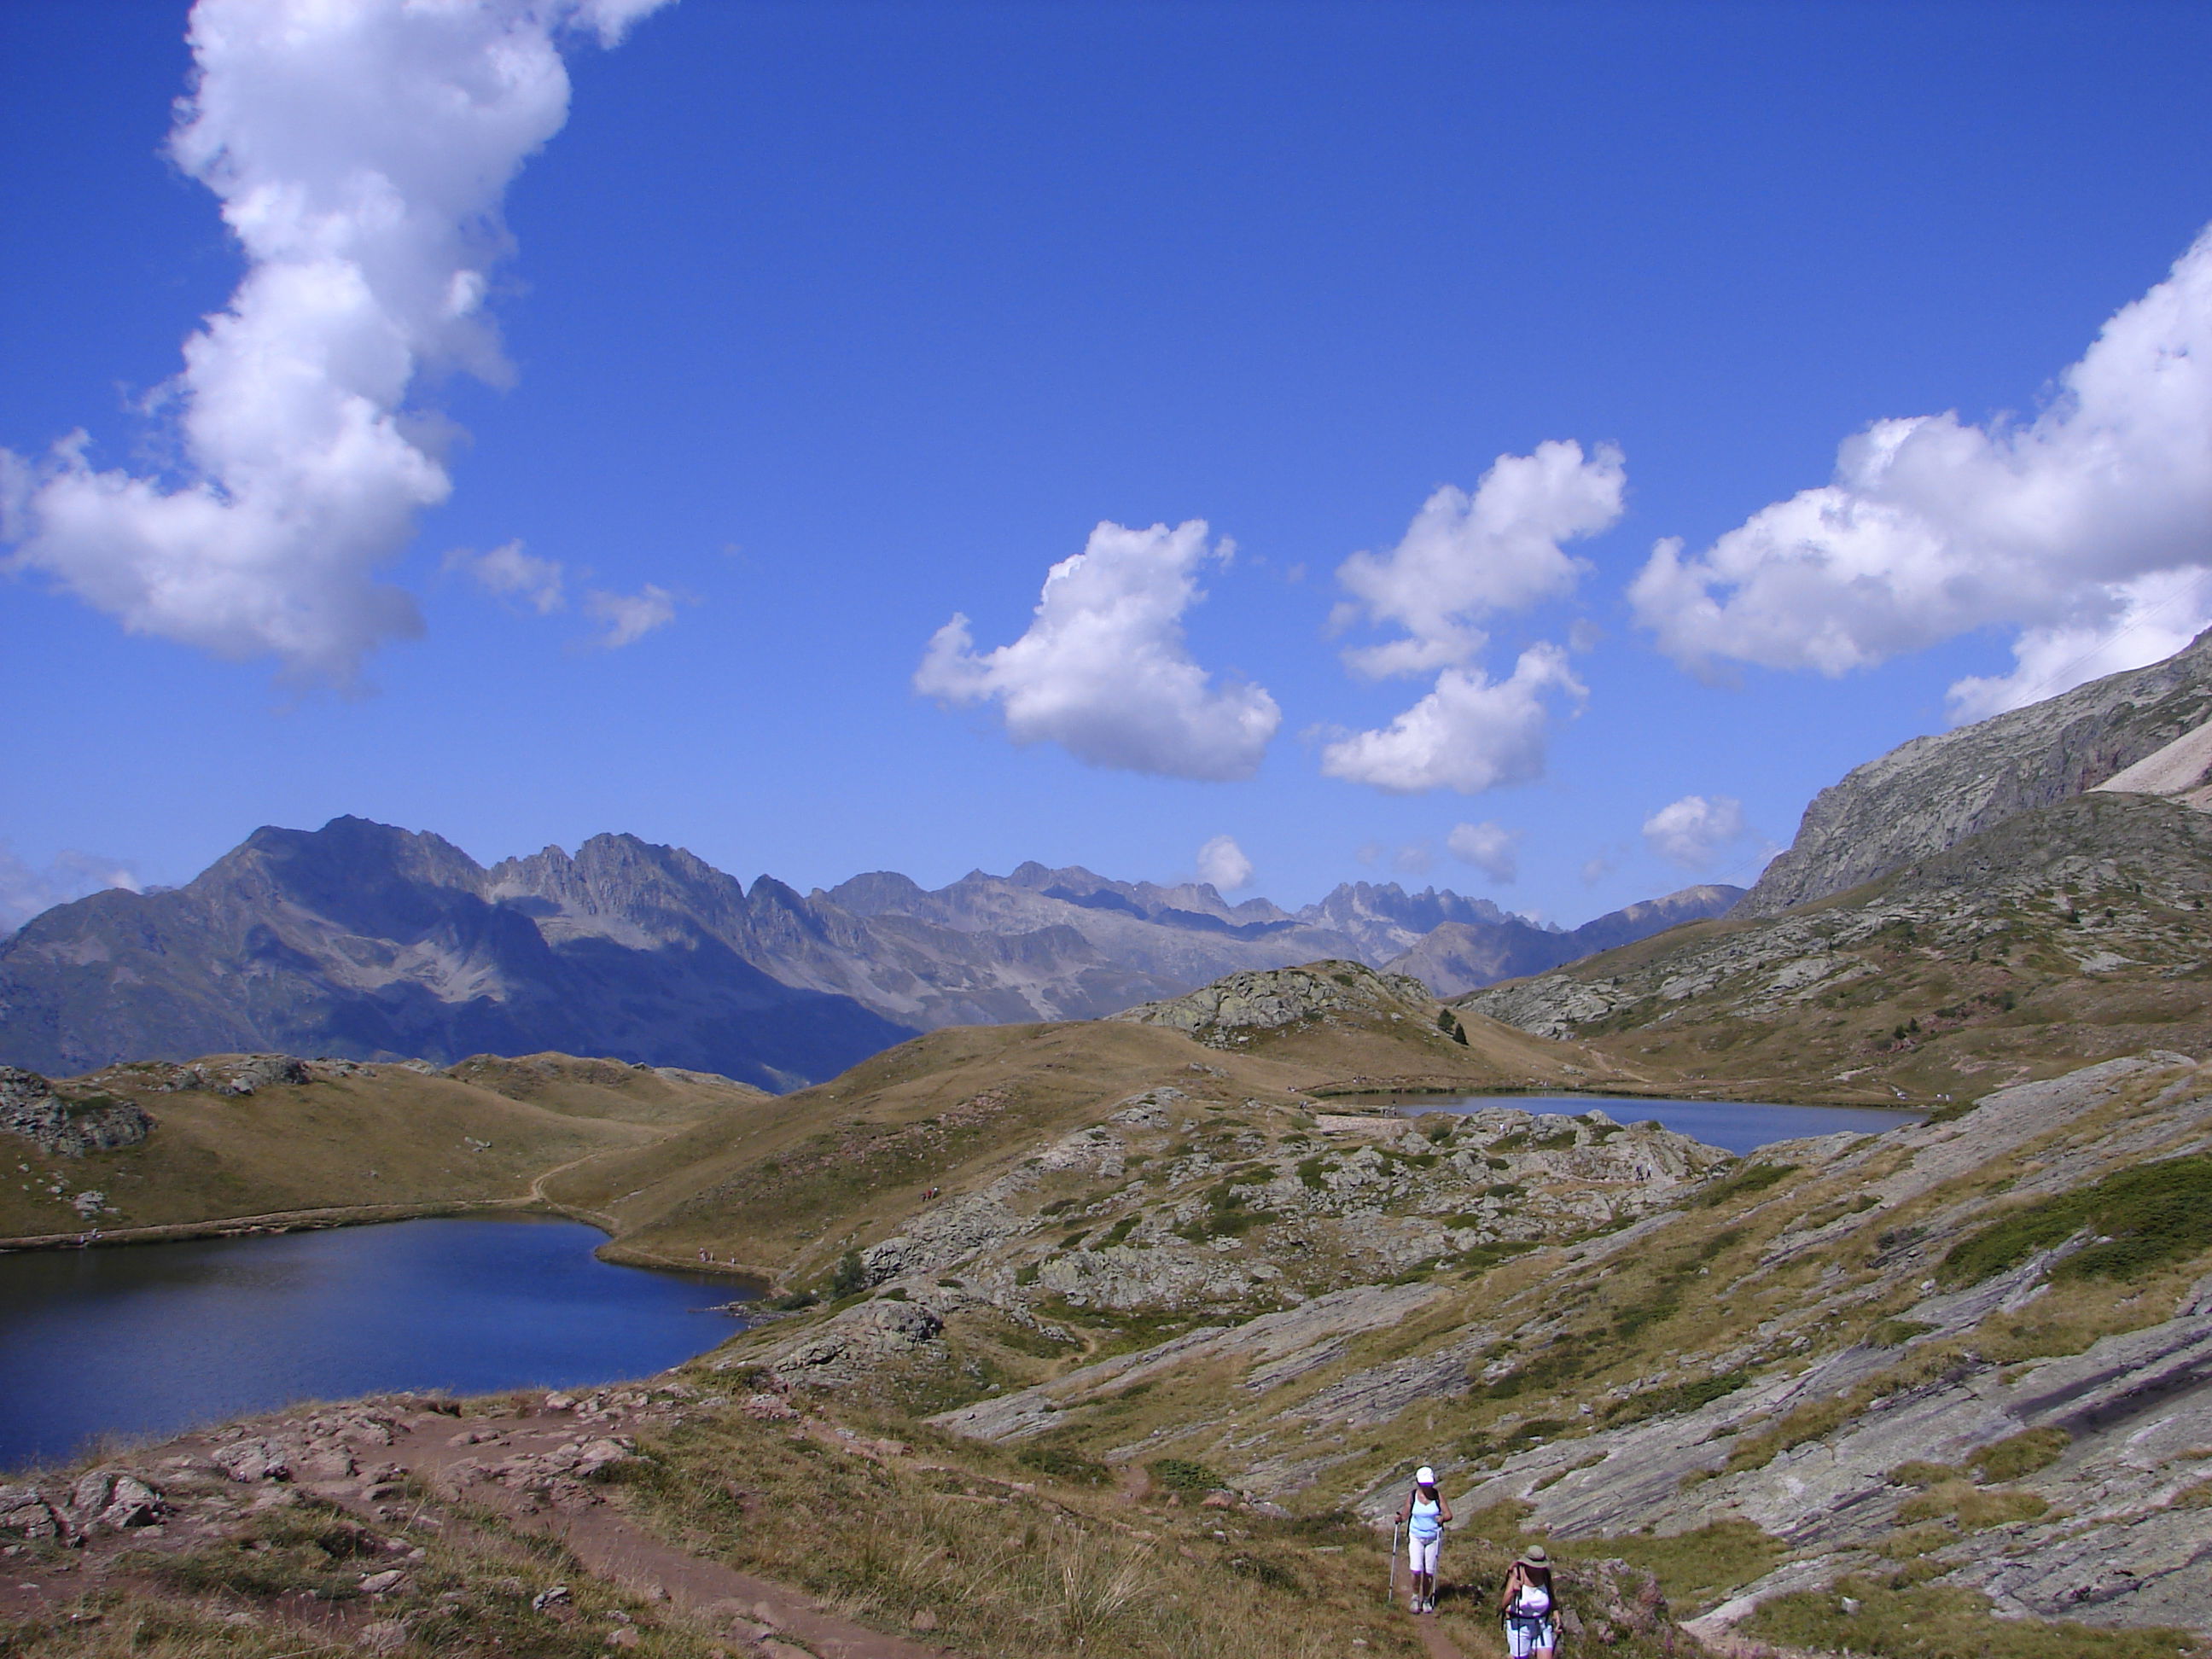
1436, 1498, 1452, 1524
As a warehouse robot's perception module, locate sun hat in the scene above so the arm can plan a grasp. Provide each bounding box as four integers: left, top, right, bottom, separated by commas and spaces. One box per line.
1415, 1465, 1436, 1485
1516, 1544, 1550, 1565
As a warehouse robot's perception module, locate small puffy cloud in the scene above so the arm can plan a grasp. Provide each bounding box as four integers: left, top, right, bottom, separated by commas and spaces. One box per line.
1318, 643, 1586, 795
1334, 440, 1624, 679
1642, 795, 1749, 870
1447, 820, 1520, 884
1196, 835, 1254, 891
583, 584, 678, 649
0, 845, 142, 934
1630, 224, 2212, 713
916, 520, 1281, 781
1393, 842, 1435, 876
445, 541, 678, 648
1580, 851, 1616, 886
0, 0, 671, 687
448, 540, 566, 615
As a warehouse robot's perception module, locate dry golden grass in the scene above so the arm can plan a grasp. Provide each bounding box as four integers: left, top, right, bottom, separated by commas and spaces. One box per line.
0, 1057, 748, 1243
622, 1401, 1434, 1659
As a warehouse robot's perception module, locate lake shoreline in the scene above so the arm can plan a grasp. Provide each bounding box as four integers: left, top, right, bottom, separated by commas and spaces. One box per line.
0, 1200, 772, 1289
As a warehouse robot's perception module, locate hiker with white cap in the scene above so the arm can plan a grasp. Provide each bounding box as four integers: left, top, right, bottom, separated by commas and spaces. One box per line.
1499, 1543, 1559, 1658
1394, 1465, 1452, 1613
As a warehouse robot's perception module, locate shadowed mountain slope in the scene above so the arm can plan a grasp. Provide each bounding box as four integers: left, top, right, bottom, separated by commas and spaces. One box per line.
0, 821, 1730, 1083
0, 818, 913, 1090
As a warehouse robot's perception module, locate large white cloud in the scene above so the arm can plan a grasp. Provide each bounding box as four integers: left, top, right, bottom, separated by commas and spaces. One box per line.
1318, 643, 1585, 795
0, 0, 670, 687
916, 521, 1281, 780
1319, 443, 1618, 796
1334, 440, 1625, 679
1631, 226, 2212, 715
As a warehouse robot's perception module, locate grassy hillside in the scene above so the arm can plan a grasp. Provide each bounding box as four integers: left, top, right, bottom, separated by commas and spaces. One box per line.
552, 963, 1644, 1284
1464, 792, 2212, 1104
0, 1054, 760, 1244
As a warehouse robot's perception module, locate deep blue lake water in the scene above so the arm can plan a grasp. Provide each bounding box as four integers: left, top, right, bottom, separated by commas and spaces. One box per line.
1382, 1093, 1925, 1155
0, 1215, 748, 1471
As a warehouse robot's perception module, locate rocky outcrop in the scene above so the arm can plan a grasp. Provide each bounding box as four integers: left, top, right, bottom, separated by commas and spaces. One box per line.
0, 1065, 151, 1155
1737, 626, 2212, 917
1114, 960, 1441, 1047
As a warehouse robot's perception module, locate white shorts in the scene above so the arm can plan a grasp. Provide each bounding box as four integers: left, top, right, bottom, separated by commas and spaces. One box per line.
1407, 1533, 1440, 1575
1505, 1614, 1557, 1656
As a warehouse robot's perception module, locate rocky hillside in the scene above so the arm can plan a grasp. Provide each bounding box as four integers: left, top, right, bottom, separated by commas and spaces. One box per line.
1462, 790, 2212, 1103
662, 982, 2212, 1652
541, 960, 1648, 1286
1738, 626, 2212, 916
0, 817, 1729, 1084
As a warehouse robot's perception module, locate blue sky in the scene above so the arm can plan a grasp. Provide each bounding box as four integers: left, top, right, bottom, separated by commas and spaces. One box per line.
4, 0, 2210, 928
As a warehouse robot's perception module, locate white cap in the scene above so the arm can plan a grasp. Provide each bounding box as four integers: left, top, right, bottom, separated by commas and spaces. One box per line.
1416, 1466, 1436, 1485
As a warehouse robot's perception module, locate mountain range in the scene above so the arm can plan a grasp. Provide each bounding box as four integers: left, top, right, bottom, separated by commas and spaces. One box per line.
0, 821, 1736, 1088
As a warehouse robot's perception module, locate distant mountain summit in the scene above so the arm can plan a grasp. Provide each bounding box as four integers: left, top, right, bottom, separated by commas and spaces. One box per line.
0, 818, 1737, 1086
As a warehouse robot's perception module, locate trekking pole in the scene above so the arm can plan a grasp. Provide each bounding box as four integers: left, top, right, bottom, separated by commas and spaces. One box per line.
1388, 1520, 1401, 1609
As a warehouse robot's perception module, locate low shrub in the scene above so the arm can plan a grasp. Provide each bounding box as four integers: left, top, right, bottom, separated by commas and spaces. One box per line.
1146, 1457, 1222, 1493
1016, 1446, 1112, 1487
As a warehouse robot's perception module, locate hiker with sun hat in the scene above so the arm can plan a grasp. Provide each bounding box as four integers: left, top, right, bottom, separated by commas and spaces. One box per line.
1394, 1464, 1452, 1612
1499, 1542, 1560, 1657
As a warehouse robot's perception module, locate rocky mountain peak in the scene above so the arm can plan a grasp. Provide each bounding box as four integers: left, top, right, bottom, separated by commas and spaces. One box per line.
1737, 626, 2212, 917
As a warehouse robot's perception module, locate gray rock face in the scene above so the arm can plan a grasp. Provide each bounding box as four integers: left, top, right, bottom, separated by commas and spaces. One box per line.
1738, 626, 2212, 917
0, 1064, 151, 1156
1115, 959, 1439, 1044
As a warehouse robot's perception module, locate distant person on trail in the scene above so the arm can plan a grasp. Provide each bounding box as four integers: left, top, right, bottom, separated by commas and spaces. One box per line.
1499, 1545, 1558, 1658
1396, 1465, 1451, 1613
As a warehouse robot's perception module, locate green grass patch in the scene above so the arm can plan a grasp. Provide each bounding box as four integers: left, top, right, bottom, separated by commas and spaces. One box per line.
1146, 1457, 1223, 1493
1604, 1369, 1754, 1428
1016, 1445, 1112, 1486
1744, 1576, 2209, 1658
1939, 1156, 2212, 1286
1697, 1161, 1799, 1208
1555, 1519, 1783, 1619
1968, 1426, 2069, 1482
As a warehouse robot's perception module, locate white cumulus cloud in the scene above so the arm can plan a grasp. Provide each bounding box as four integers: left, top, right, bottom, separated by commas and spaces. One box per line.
1318, 642, 1585, 795
1195, 835, 1254, 891
1446, 820, 1520, 883
1334, 440, 1625, 679
916, 520, 1281, 780
1641, 795, 1749, 870
0, 0, 671, 687
448, 540, 567, 615
1630, 225, 2212, 715
582, 583, 679, 649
